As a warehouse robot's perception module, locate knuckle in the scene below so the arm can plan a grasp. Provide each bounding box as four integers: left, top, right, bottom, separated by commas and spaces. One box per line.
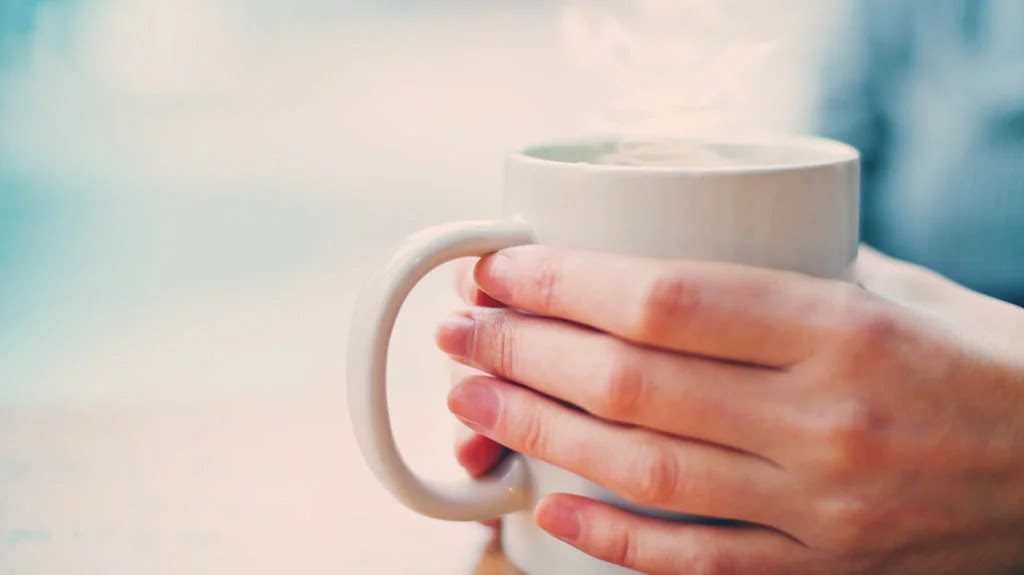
598, 352, 648, 420
517, 410, 549, 456
833, 295, 902, 357
532, 256, 561, 312
815, 495, 878, 555
850, 309, 900, 348
605, 522, 640, 569
487, 312, 520, 379
812, 399, 889, 476
624, 442, 681, 506
633, 272, 701, 342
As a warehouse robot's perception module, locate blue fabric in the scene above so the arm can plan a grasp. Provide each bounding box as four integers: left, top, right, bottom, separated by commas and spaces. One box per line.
814, 0, 1024, 304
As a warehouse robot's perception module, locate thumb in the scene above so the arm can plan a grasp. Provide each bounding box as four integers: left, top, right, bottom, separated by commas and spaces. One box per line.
856, 245, 1024, 343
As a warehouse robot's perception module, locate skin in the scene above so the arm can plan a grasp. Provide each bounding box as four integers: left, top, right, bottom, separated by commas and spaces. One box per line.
437, 246, 1024, 575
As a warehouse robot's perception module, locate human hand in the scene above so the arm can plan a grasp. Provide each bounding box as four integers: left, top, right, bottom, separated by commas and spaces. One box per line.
437, 246, 1024, 574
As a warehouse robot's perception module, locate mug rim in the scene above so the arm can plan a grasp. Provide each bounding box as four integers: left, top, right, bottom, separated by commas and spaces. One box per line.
509, 134, 859, 175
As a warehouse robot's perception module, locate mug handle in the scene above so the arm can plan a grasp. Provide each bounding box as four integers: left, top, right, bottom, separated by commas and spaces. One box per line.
347, 220, 537, 521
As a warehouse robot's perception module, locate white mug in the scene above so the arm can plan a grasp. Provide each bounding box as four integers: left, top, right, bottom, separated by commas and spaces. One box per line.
347, 136, 860, 574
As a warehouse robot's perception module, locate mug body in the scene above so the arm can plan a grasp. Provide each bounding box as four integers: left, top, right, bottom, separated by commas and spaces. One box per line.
497, 136, 859, 574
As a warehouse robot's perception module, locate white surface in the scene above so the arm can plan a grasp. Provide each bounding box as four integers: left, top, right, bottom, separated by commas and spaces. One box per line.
0, 395, 491, 575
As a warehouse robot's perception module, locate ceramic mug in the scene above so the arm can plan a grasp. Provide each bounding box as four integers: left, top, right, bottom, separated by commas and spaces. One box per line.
347, 136, 860, 574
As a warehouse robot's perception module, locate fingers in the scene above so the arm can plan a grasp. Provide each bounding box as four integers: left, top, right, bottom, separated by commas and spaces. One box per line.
455, 424, 507, 478
448, 376, 794, 526
438, 308, 784, 459
533, 494, 813, 575
453, 424, 505, 530
471, 246, 845, 366
450, 361, 508, 477
453, 257, 504, 307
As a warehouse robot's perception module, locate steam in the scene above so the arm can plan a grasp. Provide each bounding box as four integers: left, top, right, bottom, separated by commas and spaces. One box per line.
560, 0, 822, 138
594, 137, 740, 166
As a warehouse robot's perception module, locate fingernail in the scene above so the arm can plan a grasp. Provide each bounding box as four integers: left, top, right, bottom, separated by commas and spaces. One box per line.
535, 498, 581, 542
436, 313, 475, 358
448, 380, 500, 431
477, 252, 513, 302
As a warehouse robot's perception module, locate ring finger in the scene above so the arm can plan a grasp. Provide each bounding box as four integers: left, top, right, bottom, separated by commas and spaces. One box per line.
448, 375, 796, 529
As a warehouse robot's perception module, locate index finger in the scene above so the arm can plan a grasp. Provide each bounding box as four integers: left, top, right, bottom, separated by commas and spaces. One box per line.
473, 246, 848, 366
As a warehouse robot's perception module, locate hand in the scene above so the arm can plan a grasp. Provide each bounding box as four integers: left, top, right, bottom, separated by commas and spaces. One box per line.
437, 246, 1024, 575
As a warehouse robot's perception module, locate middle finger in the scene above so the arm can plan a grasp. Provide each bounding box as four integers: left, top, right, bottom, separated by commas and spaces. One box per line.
437, 308, 787, 463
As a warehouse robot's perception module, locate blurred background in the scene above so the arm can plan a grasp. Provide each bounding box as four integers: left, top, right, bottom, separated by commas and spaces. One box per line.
0, 0, 841, 408
0, 1, 843, 573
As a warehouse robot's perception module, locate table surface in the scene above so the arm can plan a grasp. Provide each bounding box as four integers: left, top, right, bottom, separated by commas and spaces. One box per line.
0, 394, 530, 574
